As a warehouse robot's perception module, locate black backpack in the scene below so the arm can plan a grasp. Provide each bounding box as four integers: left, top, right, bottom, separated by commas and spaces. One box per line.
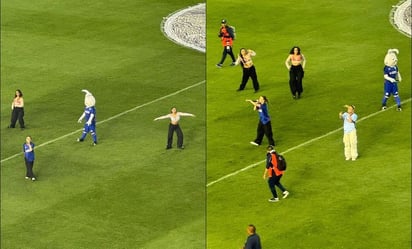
226, 25, 236, 40
272, 152, 287, 171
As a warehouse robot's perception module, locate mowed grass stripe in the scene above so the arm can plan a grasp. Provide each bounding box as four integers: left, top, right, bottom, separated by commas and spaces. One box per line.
206, 98, 411, 187
0, 80, 205, 163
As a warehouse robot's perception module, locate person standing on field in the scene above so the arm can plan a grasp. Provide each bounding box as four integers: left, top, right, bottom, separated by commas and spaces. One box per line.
23, 136, 36, 181
154, 107, 195, 150
246, 96, 275, 146
77, 90, 98, 146
263, 145, 289, 202
339, 105, 358, 161
236, 48, 260, 92
241, 224, 262, 249
8, 89, 26, 129
285, 46, 306, 99
216, 19, 236, 68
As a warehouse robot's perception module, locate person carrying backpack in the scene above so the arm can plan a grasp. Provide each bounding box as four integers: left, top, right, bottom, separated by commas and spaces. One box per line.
216, 19, 236, 68
263, 145, 289, 202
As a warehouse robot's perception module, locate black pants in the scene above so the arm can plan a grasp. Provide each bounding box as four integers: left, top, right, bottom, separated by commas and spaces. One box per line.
167, 123, 183, 148
219, 46, 236, 64
25, 158, 35, 178
10, 107, 25, 128
289, 65, 304, 96
239, 66, 260, 91
268, 174, 286, 198
254, 120, 275, 146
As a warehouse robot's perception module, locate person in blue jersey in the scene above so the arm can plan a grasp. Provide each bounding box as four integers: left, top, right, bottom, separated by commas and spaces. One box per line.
77, 89, 98, 145
339, 105, 358, 161
154, 107, 195, 149
241, 224, 262, 249
246, 96, 275, 146
23, 136, 36, 181
381, 49, 402, 111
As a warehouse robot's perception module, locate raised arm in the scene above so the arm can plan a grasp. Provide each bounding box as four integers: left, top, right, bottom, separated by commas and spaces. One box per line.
178, 112, 195, 117
154, 114, 171, 121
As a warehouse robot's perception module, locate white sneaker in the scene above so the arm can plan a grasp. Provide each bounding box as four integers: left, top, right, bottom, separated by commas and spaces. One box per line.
250, 141, 259, 146
31, 177, 36, 181
382, 106, 387, 110
345, 157, 351, 161
268, 197, 279, 202
25, 177, 30, 180
282, 191, 289, 199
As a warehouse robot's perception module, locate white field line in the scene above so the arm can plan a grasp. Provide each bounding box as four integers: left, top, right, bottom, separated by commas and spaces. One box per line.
1, 80, 205, 164
207, 98, 411, 187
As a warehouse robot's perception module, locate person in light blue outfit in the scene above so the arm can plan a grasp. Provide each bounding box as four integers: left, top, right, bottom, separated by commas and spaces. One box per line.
339, 105, 358, 161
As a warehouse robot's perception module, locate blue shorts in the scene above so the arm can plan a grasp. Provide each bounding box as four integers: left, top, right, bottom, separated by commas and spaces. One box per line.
384, 82, 399, 96
83, 123, 96, 133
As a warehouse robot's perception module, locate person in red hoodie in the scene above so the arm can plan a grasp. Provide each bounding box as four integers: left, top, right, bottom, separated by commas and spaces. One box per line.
263, 145, 289, 202
216, 19, 236, 68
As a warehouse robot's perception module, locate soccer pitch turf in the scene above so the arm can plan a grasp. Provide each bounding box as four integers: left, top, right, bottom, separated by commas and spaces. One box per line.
1, 0, 411, 249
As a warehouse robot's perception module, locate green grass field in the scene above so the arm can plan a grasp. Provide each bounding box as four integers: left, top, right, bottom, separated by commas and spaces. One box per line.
2, 0, 411, 249
1, 1, 205, 248
206, 0, 411, 248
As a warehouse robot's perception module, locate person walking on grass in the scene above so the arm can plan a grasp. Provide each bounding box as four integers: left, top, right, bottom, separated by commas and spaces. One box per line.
154, 107, 195, 150
339, 104, 358, 161
285, 46, 306, 99
246, 96, 275, 146
77, 90, 98, 146
216, 19, 236, 68
263, 145, 289, 202
8, 89, 26, 129
241, 224, 262, 249
236, 48, 260, 92
23, 136, 36, 181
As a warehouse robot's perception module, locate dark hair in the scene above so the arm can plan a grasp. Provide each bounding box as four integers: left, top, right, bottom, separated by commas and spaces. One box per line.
289, 46, 301, 55
248, 224, 256, 233
15, 89, 23, 97
261, 95, 269, 103
239, 48, 246, 67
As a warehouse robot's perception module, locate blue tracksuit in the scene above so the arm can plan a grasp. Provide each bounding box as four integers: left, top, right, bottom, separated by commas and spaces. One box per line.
80, 106, 97, 143
382, 65, 401, 107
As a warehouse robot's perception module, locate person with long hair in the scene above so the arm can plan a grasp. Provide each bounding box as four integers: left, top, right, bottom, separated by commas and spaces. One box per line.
8, 89, 25, 129
23, 136, 36, 181
285, 46, 306, 99
154, 107, 195, 149
236, 48, 260, 92
246, 96, 275, 146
